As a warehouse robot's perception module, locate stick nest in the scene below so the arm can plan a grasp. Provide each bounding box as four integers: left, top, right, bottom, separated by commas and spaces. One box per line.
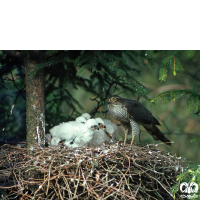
0, 142, 185, 200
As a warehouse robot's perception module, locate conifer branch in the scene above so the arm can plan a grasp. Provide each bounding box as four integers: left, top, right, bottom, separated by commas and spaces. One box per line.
173, 56, 176, 76
2, 50, 22, 58
162, 68, 165, 81
151, 92, 171, 102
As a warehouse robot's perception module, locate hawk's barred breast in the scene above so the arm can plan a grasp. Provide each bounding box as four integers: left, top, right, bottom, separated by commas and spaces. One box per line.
108, 103, 130, 123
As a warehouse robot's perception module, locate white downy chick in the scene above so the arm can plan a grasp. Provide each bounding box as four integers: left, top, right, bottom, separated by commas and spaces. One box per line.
50, 116, 87, 139
63, 119, 98, 148
50, 121, 84, 140
51, 137, 61, 146
103, 119, 119, 143
105, 124, 114, 136
50, 125, 59, 138
96, 117, 117, 140
81, 113, 91, 120
95, 117, 106, 129
88, 118, 111, 147
75, 116, 87, 123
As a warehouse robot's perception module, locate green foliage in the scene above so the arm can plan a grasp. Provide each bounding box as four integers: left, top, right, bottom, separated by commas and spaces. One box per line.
151, 89, 200, 115
185, 50, 196, 58
149, 51, 200, 197
146, 50, 192, 81
0, 50, 5, 59
190, 138, 200, 143
0, 59, 26, 142
0, 50, 5, 68
42, 50, 147, 103
144, 50, 155, 67
159, 65, 168, 81
171, 164, 200, 199
148, 50, 200, 117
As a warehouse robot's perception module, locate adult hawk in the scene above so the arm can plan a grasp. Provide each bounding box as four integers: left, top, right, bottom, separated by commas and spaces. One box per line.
108, 95, 171, 146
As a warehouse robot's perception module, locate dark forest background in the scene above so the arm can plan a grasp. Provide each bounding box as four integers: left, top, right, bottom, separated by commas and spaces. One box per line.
0, 50, 199, 163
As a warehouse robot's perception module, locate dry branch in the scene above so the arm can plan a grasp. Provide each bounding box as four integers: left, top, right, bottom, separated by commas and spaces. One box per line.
0, 143, 185, 199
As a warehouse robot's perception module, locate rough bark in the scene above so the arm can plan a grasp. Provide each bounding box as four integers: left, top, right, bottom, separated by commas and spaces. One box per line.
2, 50, 46, 150
25, 53, 45, 151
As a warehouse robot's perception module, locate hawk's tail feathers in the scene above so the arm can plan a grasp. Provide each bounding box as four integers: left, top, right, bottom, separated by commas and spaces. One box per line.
143, 124, 172, 146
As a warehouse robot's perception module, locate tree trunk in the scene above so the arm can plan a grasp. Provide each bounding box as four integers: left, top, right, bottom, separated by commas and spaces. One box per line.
25, 52, 45, 151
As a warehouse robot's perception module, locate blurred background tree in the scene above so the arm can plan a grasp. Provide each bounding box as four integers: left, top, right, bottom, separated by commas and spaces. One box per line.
0, 50, 199, 163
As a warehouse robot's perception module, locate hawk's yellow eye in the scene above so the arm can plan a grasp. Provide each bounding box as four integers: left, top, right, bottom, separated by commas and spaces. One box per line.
113, 97, 117, 101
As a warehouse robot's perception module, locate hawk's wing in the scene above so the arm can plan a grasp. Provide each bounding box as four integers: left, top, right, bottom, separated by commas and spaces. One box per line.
123, 99, 160, 125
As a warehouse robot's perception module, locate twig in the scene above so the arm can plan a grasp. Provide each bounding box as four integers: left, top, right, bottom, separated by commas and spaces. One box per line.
0, 143, 185, 199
